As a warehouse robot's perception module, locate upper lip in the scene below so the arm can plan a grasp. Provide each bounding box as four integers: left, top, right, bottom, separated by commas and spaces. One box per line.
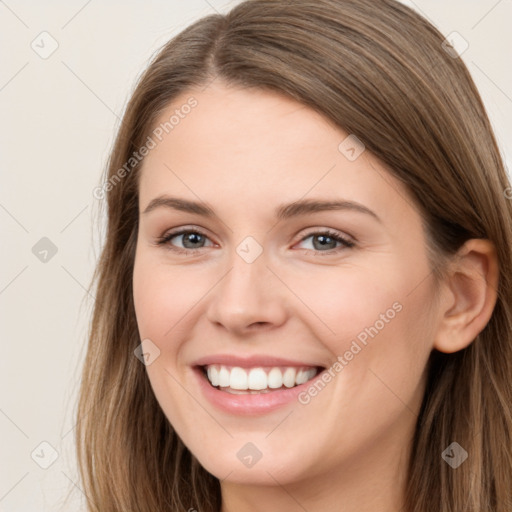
192, 354, 325, 369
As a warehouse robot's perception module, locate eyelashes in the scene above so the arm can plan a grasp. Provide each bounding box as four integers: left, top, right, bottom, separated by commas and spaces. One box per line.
155, 227, 355, 256
155, 229, 214, 254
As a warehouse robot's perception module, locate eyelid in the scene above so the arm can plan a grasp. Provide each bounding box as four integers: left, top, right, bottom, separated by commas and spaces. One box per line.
297, 227, 355, 243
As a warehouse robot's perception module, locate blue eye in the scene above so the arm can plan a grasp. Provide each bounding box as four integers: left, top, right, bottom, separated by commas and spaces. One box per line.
156, 229, 212, 252
296, 230, 355, 253
155, 228, 355, 255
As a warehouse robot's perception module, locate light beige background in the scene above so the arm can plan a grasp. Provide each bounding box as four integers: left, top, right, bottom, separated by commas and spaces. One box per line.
1, 1, 511, 510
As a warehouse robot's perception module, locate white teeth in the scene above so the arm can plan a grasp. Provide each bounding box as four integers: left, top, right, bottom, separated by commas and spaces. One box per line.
218, 366, 230, 387
267, 367, 283, 389
204, 365, 319, 391
295, 369, 309, 385
207, 366, 219, 386
229, 367, 248, 390
282, 367, 296, 388
248, 368, 267, 390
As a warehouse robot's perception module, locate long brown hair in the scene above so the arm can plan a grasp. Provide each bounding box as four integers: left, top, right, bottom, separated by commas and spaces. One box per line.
75, 0, 512, 510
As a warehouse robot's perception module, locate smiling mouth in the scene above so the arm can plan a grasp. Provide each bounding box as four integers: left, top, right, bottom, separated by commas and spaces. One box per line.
199, 364, 324, 394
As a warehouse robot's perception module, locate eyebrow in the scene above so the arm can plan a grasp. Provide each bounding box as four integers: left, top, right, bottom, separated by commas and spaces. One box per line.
142, 195, 381, 223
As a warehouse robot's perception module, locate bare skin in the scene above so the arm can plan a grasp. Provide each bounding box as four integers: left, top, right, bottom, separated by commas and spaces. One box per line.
132, 82, 498, 512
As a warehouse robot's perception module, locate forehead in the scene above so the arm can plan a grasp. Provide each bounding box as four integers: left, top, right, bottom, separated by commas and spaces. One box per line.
138, 83, 418, 225
148, 83, 343, 166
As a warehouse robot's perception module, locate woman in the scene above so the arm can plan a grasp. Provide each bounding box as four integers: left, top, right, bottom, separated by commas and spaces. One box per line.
76, 0, 512, 510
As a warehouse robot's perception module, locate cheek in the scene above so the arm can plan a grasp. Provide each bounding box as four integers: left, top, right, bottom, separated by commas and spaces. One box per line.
132, 255, 200, 423
284, 260, 406, 344
290, 256, 434, 397
331, 268, 436, 424
133, 253, 209, 340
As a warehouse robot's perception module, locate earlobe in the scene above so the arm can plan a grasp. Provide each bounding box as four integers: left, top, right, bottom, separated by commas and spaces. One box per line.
433, 239, 499, 354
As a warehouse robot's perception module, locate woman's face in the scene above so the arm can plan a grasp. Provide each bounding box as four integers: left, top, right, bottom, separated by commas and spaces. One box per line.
133, 82, 442, 489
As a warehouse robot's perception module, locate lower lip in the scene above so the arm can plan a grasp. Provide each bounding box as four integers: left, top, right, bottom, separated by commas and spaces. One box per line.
193, 367, 320, 416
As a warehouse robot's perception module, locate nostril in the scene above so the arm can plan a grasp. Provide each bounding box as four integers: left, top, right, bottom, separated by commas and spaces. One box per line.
250, 322, 268, 328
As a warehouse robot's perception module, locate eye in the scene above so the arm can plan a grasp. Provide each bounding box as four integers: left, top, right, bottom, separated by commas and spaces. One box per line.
295, 229, 355, 254
155, 228, 214, 253
155, 227, 355, 255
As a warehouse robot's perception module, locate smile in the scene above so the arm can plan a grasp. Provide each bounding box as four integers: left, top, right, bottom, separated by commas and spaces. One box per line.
192, 355, 328, 414
202, 365, 321, 394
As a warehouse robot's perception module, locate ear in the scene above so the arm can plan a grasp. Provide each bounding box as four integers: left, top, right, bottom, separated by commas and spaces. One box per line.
433, 239, 499, 354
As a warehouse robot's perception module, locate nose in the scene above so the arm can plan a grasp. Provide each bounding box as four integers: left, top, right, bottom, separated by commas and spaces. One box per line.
205, 248, 288, 335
